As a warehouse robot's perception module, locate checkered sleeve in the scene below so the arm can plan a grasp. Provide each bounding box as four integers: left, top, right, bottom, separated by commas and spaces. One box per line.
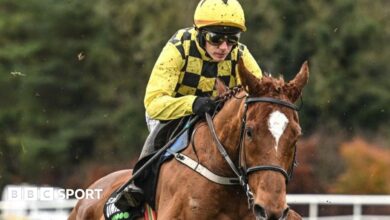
144, 42, 197, 120
236, 45, 262, 84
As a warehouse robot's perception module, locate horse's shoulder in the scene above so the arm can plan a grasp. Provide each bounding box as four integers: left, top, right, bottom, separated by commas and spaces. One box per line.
89, 169, 132, 189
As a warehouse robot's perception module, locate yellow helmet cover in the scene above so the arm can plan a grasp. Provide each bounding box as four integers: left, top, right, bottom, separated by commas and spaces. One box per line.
194, 0, 246, 32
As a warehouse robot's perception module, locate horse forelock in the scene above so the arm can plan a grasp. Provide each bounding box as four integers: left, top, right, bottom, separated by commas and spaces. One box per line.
216, 75, 289, 119
253, 75, 287, 98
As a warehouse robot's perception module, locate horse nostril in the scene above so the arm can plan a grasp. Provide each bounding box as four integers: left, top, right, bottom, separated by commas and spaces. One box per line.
253, 204, 267, 219
281, 207, 290, 219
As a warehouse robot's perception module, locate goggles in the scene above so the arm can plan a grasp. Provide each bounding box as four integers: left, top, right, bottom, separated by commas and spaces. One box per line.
202, 31, 241, 46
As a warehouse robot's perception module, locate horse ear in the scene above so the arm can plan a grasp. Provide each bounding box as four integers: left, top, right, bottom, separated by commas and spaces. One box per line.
215, 78, 228, 96
237, 58, 259, 94
285, 61, 309, 102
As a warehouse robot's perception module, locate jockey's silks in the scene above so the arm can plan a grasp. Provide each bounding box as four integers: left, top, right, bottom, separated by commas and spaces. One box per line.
144, 27, 262, 120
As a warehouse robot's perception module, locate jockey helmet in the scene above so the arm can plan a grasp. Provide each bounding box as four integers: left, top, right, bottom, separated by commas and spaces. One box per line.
194, 0, 246, 32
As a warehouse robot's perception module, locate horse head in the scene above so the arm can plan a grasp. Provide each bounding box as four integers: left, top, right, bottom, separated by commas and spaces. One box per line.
235, 59, 309, 220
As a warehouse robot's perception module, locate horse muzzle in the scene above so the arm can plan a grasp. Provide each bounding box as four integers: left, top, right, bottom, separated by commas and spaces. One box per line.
253, 204, 290, 220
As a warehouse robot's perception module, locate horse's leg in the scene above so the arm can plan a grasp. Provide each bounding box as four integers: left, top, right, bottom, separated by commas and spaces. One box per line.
69, 169, 136, 220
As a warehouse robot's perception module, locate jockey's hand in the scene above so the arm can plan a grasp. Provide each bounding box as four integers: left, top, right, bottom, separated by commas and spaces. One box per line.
192, 97, 216, 116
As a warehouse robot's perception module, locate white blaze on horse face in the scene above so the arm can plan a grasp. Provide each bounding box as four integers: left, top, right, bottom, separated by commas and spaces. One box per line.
268, 111, 289, 151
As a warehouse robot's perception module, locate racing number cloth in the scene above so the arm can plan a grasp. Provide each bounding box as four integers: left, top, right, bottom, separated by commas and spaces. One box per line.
144, 27, 262, 120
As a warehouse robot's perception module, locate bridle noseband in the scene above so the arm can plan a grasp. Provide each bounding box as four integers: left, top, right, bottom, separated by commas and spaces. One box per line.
206, 95, 300, 208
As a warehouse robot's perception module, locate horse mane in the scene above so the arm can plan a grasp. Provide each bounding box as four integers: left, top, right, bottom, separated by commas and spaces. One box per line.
216, 74, 287, 103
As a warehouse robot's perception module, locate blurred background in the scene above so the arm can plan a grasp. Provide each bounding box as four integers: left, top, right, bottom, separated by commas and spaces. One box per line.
0, 0, 389, 219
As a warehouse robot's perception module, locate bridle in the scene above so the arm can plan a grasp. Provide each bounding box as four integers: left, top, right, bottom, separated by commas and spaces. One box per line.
205, 95, 300, 208
239, 97, 299, 182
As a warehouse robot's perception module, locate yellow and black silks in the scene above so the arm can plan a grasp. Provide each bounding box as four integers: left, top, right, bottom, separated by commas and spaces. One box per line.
144, 27, 262, 120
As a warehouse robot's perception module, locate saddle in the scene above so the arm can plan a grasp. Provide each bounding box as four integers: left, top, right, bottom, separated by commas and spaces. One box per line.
133, 116, 193, 209
104, 116, 193, 219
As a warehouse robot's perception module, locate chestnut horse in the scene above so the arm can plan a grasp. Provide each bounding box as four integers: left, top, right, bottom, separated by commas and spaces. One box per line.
69, 59, 309, 220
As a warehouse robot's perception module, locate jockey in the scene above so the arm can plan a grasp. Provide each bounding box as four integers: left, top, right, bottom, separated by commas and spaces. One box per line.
107, 0, 262, 219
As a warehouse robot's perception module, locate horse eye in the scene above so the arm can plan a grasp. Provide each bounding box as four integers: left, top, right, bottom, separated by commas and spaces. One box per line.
245, 127, 253, 139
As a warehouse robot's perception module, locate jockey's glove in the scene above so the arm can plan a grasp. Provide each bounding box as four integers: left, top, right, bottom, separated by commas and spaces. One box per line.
192, 97, 216, 116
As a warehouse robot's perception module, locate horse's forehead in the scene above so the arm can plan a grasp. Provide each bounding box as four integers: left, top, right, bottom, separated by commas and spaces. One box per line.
247, 104, 298, 149
267, 110, 289, 151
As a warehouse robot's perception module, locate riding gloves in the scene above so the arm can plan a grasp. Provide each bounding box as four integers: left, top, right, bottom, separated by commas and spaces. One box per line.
192, 97, 216, 116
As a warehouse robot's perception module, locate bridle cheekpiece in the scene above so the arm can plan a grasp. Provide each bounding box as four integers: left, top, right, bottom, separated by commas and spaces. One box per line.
205, 95, 300, 209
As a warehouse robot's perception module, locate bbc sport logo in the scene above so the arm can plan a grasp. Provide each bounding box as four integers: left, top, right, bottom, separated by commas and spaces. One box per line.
7, 186, 103, 201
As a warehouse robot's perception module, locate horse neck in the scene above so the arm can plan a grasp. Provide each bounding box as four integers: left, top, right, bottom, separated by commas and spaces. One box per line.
186, 92, 246, 176
207, 92, 246, 170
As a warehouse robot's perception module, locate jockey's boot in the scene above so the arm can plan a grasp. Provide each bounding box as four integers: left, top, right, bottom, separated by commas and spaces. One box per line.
115, 182, 145, 210
106, 207, 143, 220
104, 183, 144, 220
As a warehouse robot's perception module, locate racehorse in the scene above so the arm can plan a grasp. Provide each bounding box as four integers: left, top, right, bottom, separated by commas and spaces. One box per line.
69, 58, 309, 220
